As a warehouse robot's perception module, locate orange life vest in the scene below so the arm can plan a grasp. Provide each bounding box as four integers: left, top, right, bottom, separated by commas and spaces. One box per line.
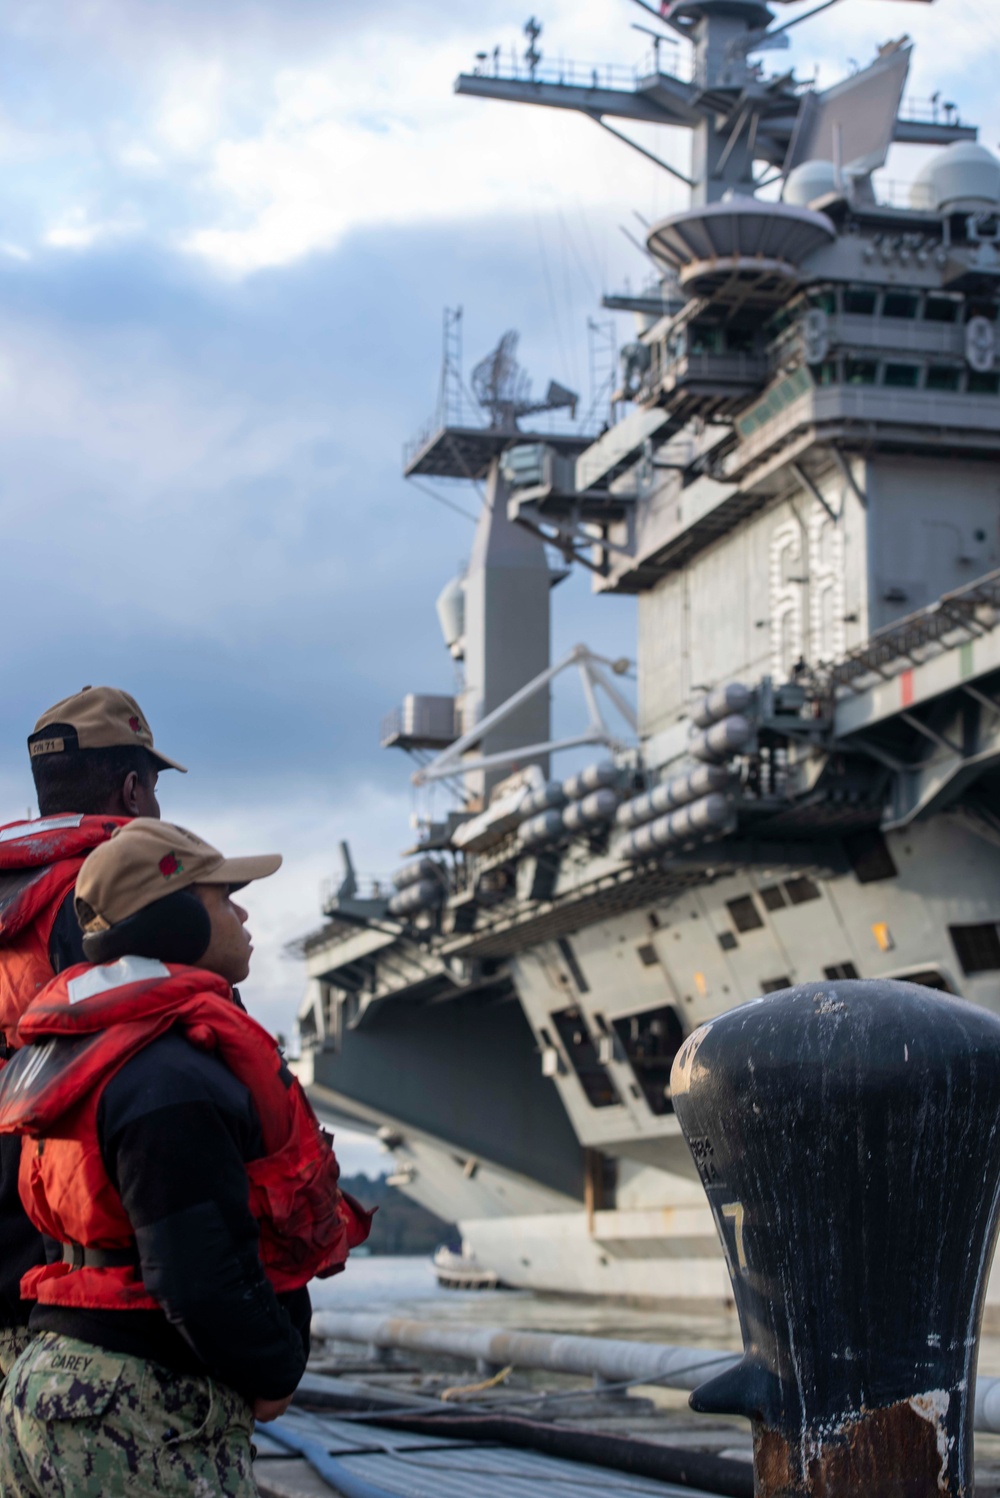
0, 815, 127, 1044
0, 958, 371, 1311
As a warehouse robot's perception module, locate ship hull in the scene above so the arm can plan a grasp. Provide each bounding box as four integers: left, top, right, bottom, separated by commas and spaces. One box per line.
300, 815, 1000, 1312
295, 9, 1000, 1331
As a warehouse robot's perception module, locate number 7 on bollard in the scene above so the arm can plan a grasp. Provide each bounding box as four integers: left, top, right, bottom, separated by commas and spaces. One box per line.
720, 1202, 747, 1272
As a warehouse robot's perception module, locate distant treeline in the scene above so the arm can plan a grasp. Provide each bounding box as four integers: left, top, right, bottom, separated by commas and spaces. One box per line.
341, 1172, 459, 1256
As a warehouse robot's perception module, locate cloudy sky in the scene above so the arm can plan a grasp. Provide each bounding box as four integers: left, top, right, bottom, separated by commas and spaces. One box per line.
0, 0, 993, 1169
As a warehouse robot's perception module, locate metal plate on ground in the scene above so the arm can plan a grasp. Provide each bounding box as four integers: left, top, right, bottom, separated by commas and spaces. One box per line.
259, 1412, 723, 1498
332, 1446, 719, 1498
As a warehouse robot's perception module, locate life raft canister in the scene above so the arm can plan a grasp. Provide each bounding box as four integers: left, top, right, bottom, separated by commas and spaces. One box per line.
0, 957, 372, 1311
0, 815, 128, 1043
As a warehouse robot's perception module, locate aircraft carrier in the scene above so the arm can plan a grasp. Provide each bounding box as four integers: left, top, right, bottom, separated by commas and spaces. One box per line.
292, 0, 1000, 1304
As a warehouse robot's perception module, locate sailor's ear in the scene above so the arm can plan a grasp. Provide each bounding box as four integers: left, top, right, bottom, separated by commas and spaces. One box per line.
81, 890, 212, 967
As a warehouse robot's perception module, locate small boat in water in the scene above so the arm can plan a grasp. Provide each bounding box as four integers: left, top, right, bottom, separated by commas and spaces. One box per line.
434, 1245, 503, 1291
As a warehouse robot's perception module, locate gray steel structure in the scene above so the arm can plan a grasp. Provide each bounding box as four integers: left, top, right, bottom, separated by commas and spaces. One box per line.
295, 0, 1000, 1302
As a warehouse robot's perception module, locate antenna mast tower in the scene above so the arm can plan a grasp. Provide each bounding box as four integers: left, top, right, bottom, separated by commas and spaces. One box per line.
457, 0, 967, 207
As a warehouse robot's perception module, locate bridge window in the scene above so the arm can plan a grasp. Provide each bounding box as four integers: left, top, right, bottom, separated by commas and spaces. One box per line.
925, 296, 960, 324
844, 287, 877, 316
969, 372, 1000, 396
845, 358, 878, 385
927, 366, 962, 392
725, 327, 756, 354
883, 291, 920, 319
809, 288, 837, 315
884, 363, 920, 389
690, 324, 723, 355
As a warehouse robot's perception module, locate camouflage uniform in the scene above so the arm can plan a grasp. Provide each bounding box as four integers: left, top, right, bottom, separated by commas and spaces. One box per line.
0, 1326, 34, 1378
0, 1332, 258, 1496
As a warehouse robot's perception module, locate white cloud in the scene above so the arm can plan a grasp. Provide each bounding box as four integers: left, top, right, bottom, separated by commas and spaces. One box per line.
118, 143, 164, 172
156, 62, 229, 157
181, 72, 675, 274
802, 0, 997, 90
140, 2, 691, 274
44, 210, 140, 250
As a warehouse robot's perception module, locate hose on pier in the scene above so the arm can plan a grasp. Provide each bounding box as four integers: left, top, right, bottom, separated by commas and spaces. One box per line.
311, 1312, 1000, 1437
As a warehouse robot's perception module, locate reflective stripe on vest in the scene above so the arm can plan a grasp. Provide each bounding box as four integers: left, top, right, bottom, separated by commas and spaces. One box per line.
0, 816, 85, 845
66, 957, 170, 1004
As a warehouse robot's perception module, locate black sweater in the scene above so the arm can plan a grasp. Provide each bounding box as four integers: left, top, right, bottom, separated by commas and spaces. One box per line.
30, 1028, 310, 1400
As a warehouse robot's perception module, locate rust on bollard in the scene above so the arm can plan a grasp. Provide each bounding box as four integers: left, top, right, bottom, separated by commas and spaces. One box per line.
670, 979, 1000, 1498
756, 1401, 945, 1495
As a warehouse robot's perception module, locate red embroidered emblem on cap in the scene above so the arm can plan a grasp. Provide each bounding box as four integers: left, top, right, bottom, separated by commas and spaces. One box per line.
159, 853, 183, 878
128, 716, 143, 735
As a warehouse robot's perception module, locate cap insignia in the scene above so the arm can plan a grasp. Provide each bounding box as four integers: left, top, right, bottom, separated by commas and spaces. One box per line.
159, 852, 184, 879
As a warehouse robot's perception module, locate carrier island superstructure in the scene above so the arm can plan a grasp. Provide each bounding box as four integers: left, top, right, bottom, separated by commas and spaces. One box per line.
294, 0, 1000, 1301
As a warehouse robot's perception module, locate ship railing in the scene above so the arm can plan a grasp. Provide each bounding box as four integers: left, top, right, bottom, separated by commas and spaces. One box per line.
898, 94, 964, 128
875, 177, 935, 211
651, 350, 768, 397
402, 402, 488, 471
818, 567, 1000, 694
402, 405, 612, 475
467, 46, 692, 90
319, 873, 392, 909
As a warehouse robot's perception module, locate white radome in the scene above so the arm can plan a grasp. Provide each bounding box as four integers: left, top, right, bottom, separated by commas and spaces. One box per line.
925, 141, 1000, 215
783, 160, 839, 209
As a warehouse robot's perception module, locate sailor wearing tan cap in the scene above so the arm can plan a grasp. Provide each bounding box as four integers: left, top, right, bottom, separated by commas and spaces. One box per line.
0, 820, 370, 1497
0, 686, 185, 1379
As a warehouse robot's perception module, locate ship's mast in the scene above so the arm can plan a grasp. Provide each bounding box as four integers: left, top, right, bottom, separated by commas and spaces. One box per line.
456, 0, 973, 207
395, 327, 586, 807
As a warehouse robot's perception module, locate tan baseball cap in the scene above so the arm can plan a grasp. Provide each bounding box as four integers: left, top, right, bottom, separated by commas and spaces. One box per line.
75, 819, 282, 933
30, 685, 187, 773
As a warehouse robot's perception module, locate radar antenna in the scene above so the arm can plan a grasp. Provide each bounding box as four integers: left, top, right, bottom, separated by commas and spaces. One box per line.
471, 330, 578, 429
523, 16, 542, 80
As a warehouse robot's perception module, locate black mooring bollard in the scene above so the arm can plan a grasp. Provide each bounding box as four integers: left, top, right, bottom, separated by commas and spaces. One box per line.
670, 980, 1000, 1498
